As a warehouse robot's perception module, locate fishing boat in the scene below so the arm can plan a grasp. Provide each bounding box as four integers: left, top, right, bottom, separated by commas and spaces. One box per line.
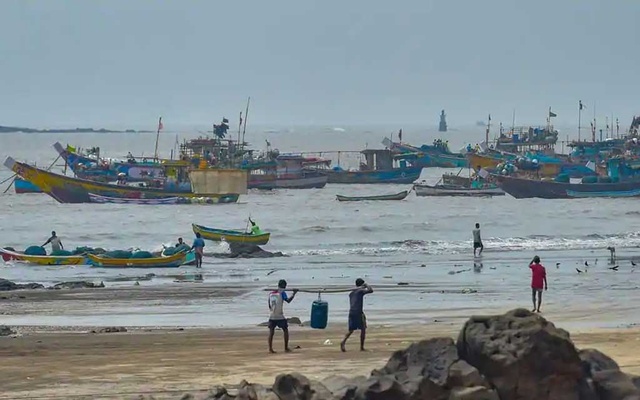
386, 138, 468, 168
88, 194, 181, 204
413, 182, 505, 197
192, 223, 271, 245
495, 175, 640, 199
0, 247, 86, 265
275, 155, 328, 188
336, 190, 409, 202
4, 157, 244, 204
87, 251, 186, 268
14, 177, 42, 193
161, 249, 197, 265
321, 149, 422, 184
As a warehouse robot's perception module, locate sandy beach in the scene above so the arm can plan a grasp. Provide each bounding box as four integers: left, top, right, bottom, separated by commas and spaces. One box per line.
1, 301, 640, 399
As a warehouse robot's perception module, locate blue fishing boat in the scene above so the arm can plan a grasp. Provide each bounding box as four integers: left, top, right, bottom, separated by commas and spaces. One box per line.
386, 138, 468, 168
324, 149, 422, 184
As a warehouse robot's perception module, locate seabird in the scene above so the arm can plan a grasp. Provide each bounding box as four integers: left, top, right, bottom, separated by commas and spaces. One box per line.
576, 268, 583, 273
584, 261, 589, 267
609, 265, 619, 271
556, 262, 560, 269
632, 261, 637, 266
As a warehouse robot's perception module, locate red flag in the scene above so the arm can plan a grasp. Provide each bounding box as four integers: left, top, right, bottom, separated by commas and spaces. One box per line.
158, 117, 163, 132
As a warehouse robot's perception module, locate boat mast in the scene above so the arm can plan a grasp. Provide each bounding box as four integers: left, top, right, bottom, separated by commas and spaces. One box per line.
241, 97, 251, 149
485, 114, 491, 146
578, 100, 583, 142
153, 116, 163, 161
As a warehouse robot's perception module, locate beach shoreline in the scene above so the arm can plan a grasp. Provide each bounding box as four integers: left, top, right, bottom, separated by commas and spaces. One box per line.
0, 320, 639, 399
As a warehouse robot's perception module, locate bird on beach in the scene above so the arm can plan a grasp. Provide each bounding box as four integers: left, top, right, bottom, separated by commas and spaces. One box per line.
584, 261, 589, 267
556, 262, 560, 269
576, 268, 583, 274
609, 265, 619, 271
632, 260, 637, 266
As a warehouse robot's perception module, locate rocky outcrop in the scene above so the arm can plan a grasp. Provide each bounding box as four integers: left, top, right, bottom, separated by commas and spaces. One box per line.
221, 243, 285, 259
0, 278, 105, 291
0, 278, 44, 291
0, 325, 16, 336
126, 309, 640, 400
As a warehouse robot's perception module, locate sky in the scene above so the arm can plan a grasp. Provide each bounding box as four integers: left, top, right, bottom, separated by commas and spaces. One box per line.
0, 0, 638, 129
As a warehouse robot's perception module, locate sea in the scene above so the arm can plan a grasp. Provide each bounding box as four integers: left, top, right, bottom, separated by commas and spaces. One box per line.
1, 125, 640, 330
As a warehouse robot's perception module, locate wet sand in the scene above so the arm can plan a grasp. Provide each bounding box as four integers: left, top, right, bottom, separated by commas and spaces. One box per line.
1, 319, 639, 399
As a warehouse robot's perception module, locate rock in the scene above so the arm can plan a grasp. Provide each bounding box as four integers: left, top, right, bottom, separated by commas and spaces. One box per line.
591, 370, 640, 400
180, 394, 195, 400
224, 243, 285, 259
447, 360, 486, 388
97, 327, 127, 333
372, 337, 459, 400
321, 375, 367, 399
457, 308, 597, 400
580, 348, 621, 375
448, 386, 499, 400
236, 380, 279, 400
0, 325, 16, 336
51, 281, 105, 290
633, 375, 640, 390
287, 317, 302, 325
272, 373, 330, 400
353, 375, 408, 400
0, 278, 44, 291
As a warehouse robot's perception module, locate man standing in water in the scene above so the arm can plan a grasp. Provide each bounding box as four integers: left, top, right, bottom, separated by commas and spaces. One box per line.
268, 279, 298, 353
529, 255, 547, 313
341, 278, 374, 352
472, 223, 483, 257
190, 232, 205, 268
42, 231, 63, 253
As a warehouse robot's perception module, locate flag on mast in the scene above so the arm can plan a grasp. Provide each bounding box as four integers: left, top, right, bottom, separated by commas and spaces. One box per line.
579, 100, 584, 111
158, 117, 163, 132
398, 129, 403, 142
549, 109, 557, 118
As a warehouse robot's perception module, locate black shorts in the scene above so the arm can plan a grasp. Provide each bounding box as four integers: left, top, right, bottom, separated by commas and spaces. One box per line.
474, 241, 483, 249
348, 312, 366, 331
268, 319, 288, 330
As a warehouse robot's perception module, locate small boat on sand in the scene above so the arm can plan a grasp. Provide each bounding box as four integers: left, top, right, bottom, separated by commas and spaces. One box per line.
336, 190, 409, 202
87, 251, 186, 268
192, 223, 270, 245
0, 247, 86, 265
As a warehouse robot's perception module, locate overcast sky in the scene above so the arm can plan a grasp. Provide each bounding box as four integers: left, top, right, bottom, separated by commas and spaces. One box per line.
1, 0, 637, 128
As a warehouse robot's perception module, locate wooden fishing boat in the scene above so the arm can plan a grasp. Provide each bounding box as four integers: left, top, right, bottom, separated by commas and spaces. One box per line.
14, 177, 42, 193
566, 189, 640, 198
192, 223, 270, 245
413, 183, 505, 197
87, 251, 186, 268
494, 175, 640, 199
88, 193, 181, 204
0, 247, 86, 265
336, 190, 409, 202
161, 249, 197, 265
4, 157, 242, 204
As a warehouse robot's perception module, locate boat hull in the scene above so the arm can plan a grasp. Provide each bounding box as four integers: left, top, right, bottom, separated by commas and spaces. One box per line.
496, 175, 640, 199
336, 190, 409, 201
326, 168, 422, 184
414, 184, 505, 197
14, 177, 42, 193
0, 248, 86, 265
192, 223, 270, 245
4, 157, 240, 204
276, 175, 327, 189
87, 252, 186, 268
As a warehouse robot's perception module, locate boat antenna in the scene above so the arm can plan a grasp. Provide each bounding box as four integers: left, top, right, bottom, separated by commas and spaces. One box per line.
241, 97, 251, 149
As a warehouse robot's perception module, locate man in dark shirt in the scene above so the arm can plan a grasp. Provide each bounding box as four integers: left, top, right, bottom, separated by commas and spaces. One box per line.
340, 278, 374, 352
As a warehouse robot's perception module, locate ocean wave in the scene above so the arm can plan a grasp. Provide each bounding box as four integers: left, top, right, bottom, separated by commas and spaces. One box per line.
285, 232, 640, 257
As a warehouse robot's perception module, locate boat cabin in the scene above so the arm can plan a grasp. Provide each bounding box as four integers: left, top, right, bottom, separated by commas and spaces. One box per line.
359, 149, 416, 171
496, 126, 558, 154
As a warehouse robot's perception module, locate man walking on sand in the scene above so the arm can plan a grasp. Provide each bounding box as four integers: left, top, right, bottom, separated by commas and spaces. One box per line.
268, 279, 298, 353
473, 223, 483, 257
529, 255, 547, 313
341, 278, 373, 352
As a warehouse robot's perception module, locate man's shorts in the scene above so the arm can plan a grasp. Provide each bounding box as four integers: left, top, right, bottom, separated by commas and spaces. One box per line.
268, 319, 288, 330
348, 312, 367, 331
474, 241, 483, 249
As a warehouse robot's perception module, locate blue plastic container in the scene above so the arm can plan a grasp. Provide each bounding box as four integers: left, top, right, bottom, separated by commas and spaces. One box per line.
310, 296, 329, 329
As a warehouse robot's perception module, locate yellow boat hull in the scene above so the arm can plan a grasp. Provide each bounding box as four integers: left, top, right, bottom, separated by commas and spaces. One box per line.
0, 248, 85, 265
192, 224, 271, 245
87, 252, 186, 268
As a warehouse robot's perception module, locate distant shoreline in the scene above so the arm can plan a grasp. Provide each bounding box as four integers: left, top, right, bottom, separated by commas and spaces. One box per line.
0, 125, 152, 134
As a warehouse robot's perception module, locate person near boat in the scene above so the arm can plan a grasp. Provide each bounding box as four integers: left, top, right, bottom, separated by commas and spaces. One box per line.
42, 231, 63, 252
175, 237, 184, 247
529, 256, 547, 313
248, 218, 263, 235
190, 232, 205, 268
268, 279, 298, 353
340, 278, 374, 352
473, 223, 483, 257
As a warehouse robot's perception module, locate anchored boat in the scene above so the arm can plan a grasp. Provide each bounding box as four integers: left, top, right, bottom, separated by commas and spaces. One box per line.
336, 190, 409, 202
192, 223, 270, 245
87, 251, 187, 268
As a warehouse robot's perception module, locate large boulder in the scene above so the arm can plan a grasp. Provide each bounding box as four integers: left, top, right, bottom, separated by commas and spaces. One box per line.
353, 375, 408, 400
371, 337, 465, 400
224, 243, 285, 259
321, 375, 367, 400
271, 373, 331, 400
0, 278, 44, 291
456, 308, 597, 400
580, 349, 640, 400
